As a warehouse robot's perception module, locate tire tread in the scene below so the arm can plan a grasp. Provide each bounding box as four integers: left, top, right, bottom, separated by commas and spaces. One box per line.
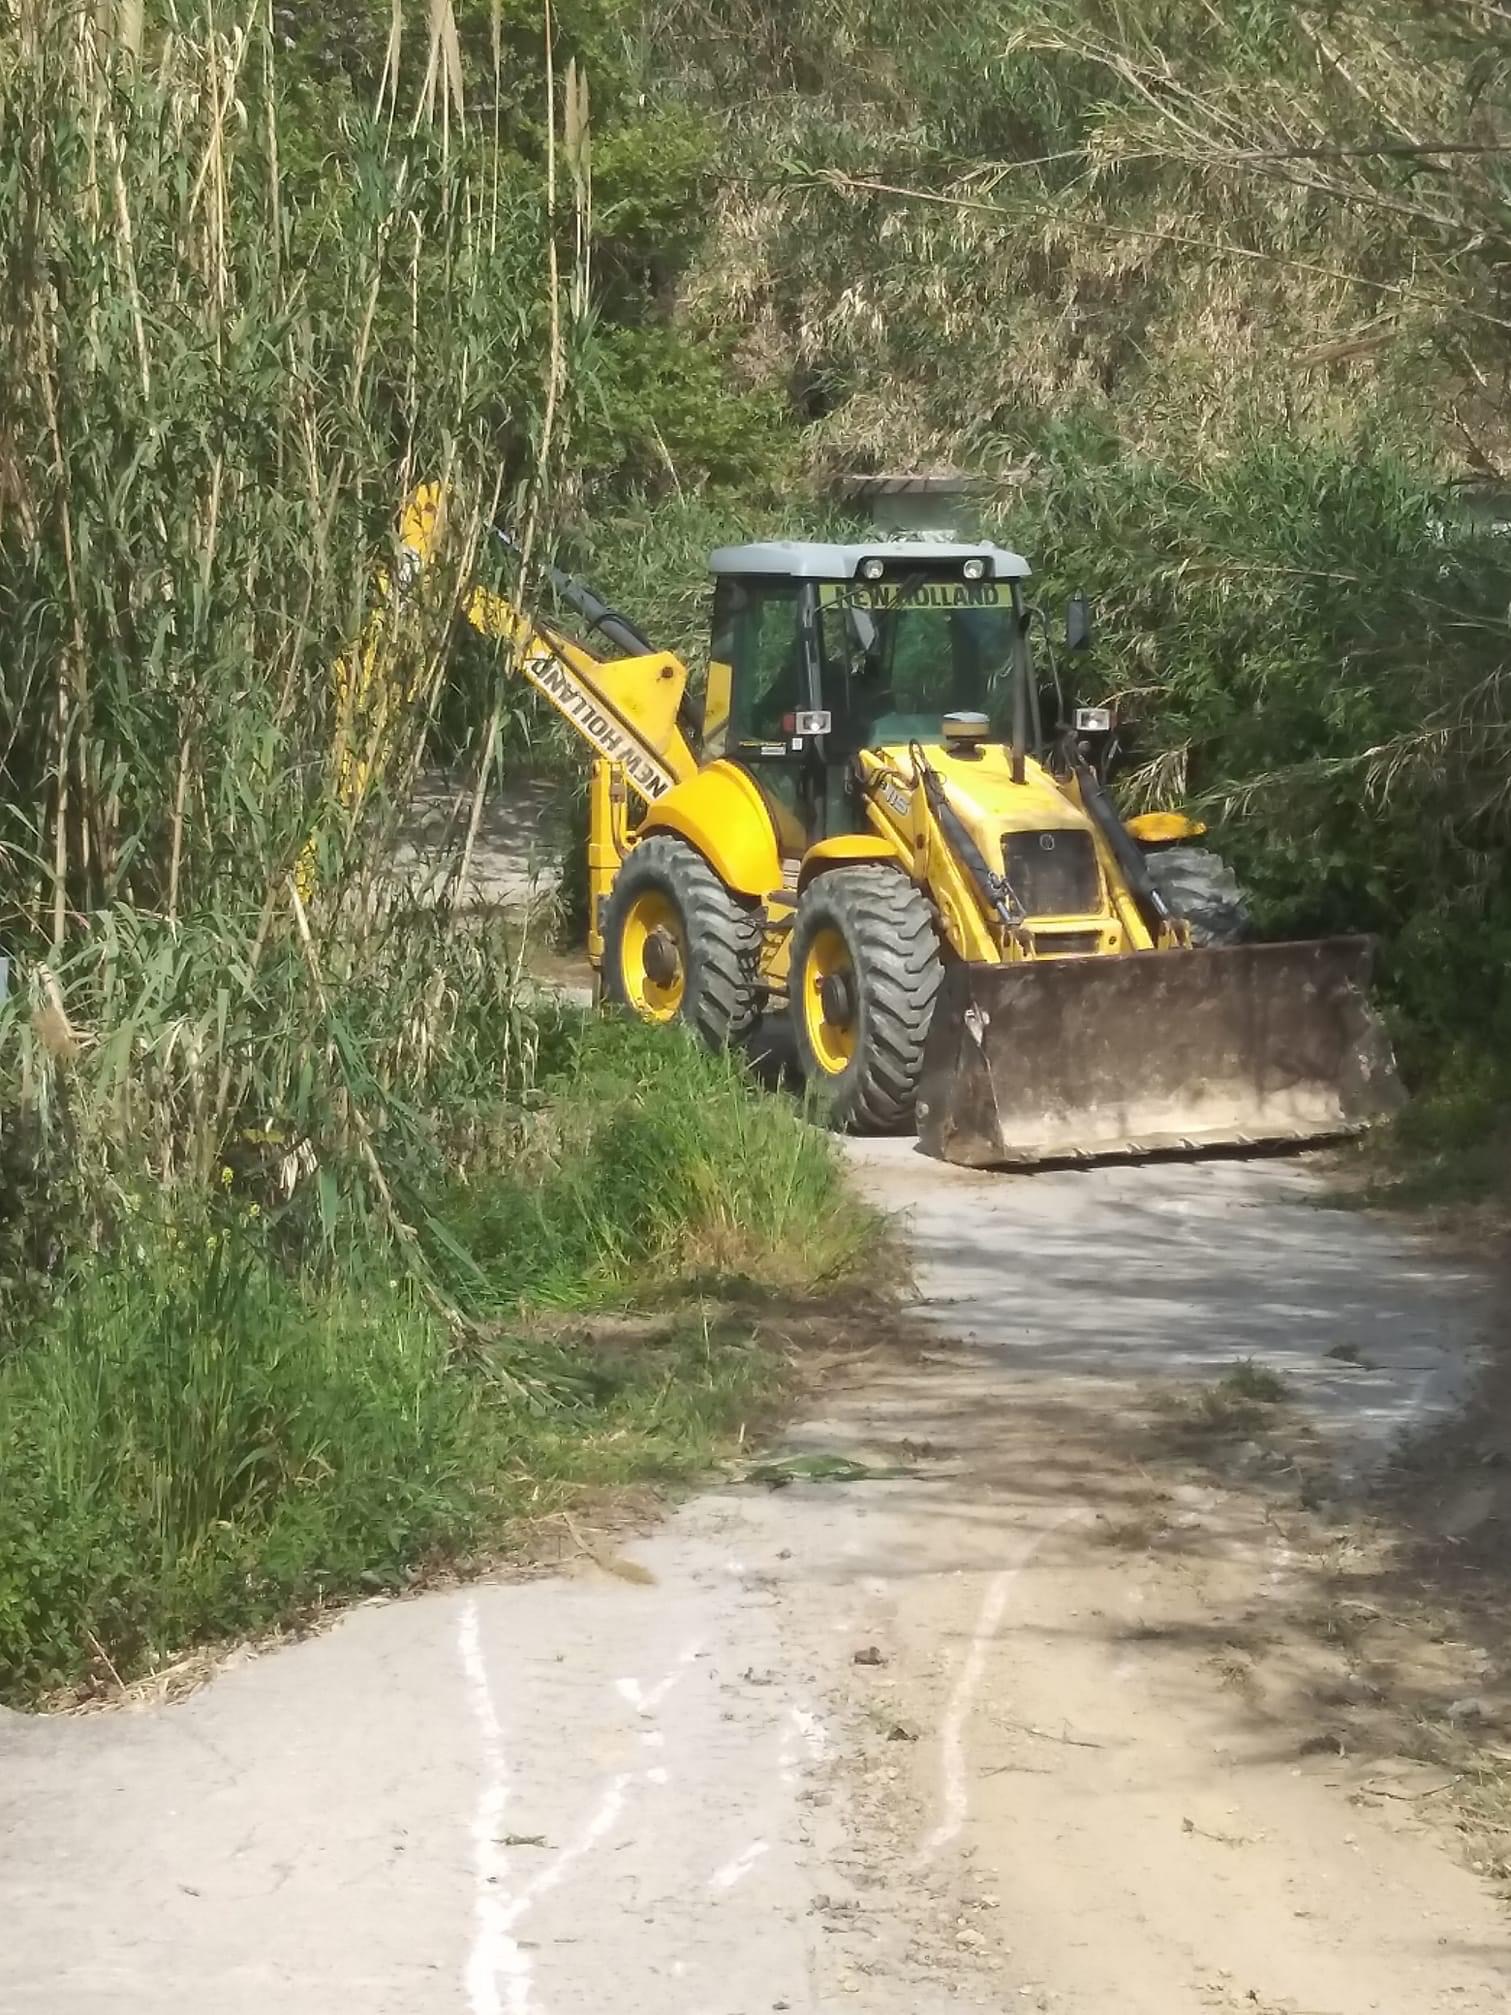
602, 835, 761, 1044
789, 867, 942, 1133
1142, 845, 1249, 947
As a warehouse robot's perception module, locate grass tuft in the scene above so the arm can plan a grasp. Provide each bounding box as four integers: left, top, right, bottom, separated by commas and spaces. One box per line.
439, 1016, 877, 1310
1219, 1359, 1291, 1405
1157, 1358, 1294, 1444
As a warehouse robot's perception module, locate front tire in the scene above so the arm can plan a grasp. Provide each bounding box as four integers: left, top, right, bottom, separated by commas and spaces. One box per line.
601, 835, 761, 1045
789, 867, 942, 1132
1141, 845, 1250, 947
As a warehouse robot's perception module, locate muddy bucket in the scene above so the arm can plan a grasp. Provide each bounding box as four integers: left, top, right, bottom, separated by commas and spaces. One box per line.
915, 938, 1403, 1169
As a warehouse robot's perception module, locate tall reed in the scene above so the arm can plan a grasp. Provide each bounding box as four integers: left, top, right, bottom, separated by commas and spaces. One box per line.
0, 1, 587, 1256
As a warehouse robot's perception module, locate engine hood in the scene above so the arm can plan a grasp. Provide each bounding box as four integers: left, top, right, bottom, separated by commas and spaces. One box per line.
864, 739, 1094, 841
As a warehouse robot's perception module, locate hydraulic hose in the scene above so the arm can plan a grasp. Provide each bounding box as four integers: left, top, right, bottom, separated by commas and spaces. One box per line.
490, 525, 655, 659
1062, 738, 1176, 944
491, 523, 702, 752
910, 744, 1029, 943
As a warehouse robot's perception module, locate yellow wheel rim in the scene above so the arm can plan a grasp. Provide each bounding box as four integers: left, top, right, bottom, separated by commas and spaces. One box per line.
802, 925, 857, 1074
620, 889, 687, 1022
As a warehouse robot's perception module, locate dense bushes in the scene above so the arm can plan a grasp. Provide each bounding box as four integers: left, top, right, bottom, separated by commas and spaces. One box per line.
986, 431, 1511, 1084
0, 1017, 870, 1702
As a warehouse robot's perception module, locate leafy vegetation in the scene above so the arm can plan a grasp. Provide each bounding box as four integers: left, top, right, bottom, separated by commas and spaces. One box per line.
0, 3, 870, 1702
982, 433, 1511, 1099
0, 1019, 872, 1703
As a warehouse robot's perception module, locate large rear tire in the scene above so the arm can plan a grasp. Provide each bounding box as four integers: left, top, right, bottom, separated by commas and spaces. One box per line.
601, 835, 761, 1046
1141, 845, 1250, 947
789, 867, 942, 1132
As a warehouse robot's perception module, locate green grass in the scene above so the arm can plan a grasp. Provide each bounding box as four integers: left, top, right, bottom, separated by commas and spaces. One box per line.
1218, 1359, 1291, 1406
441, 1016, 873, 1309
1346, 1057, 1511, 1215
0, 1244, 484, 1699
1157, 1358, 1293, 1444
1315, 1041, 1511, 1218
0, 1248, 791, 1702
0, 1016, 875, 1706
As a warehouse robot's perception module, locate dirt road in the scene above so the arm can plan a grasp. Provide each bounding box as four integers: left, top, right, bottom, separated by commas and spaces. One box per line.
3, 1145, 1508, 2013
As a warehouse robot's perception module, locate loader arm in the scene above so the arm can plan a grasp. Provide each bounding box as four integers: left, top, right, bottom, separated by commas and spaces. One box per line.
461, 583, 699, 805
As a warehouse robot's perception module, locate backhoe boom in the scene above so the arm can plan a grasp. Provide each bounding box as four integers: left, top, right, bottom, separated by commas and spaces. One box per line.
462, 584, 697, 803
389, 484, 699, 807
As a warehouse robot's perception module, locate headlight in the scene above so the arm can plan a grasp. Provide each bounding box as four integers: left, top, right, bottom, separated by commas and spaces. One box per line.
961, 557, 986, 582
859, 557, 886, 581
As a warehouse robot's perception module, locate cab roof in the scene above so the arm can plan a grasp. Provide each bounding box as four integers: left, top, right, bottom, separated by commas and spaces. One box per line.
707, 539, 1031, 581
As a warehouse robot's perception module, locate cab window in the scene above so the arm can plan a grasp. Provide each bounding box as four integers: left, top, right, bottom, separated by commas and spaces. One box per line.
818, 581, 1017, 748
710, 578, 807, 746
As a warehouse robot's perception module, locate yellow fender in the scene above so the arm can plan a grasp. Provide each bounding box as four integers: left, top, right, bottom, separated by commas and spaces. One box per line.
1124, 810, 1206, 844
797, 833, 909, 893
637, 761, 782, 899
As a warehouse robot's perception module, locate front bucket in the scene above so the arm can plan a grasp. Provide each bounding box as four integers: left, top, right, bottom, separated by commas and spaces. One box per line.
915, 938, 1403, 1168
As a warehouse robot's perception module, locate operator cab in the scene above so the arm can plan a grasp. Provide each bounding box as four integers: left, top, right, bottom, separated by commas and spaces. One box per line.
702, 540, 1036, 851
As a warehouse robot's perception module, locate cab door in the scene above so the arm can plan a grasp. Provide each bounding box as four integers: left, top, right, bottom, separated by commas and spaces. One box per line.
708, 575, 826, 860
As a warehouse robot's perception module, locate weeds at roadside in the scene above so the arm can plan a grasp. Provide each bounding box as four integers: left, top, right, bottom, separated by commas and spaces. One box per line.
440, 1018, 876, 1312
0, 1016, 880, 1709
1324, 1064, 1511, 1227
1219, 1360, 1292, 1405
1154, 1359, 1293, 1446
0, 1251, 819, 1708
1092, 1501, 1174, 1552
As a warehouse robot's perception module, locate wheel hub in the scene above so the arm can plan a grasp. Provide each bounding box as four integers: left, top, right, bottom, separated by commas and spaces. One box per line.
643, 925, 683, 988
819, 967, 856, 1028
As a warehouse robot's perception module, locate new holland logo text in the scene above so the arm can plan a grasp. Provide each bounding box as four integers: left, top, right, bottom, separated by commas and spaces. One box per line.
528, 654, 672, 799
820, 581, 1005, 612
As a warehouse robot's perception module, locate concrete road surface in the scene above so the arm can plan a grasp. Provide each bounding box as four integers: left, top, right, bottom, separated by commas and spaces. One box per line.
2, 1145, 1506, 2014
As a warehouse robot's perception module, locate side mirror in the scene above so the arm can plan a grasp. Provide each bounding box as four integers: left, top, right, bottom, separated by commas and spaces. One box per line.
1066, 591, 1094, 653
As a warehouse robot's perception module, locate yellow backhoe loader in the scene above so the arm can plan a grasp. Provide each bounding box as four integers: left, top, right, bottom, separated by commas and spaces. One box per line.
374, 486, 1401, 1166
